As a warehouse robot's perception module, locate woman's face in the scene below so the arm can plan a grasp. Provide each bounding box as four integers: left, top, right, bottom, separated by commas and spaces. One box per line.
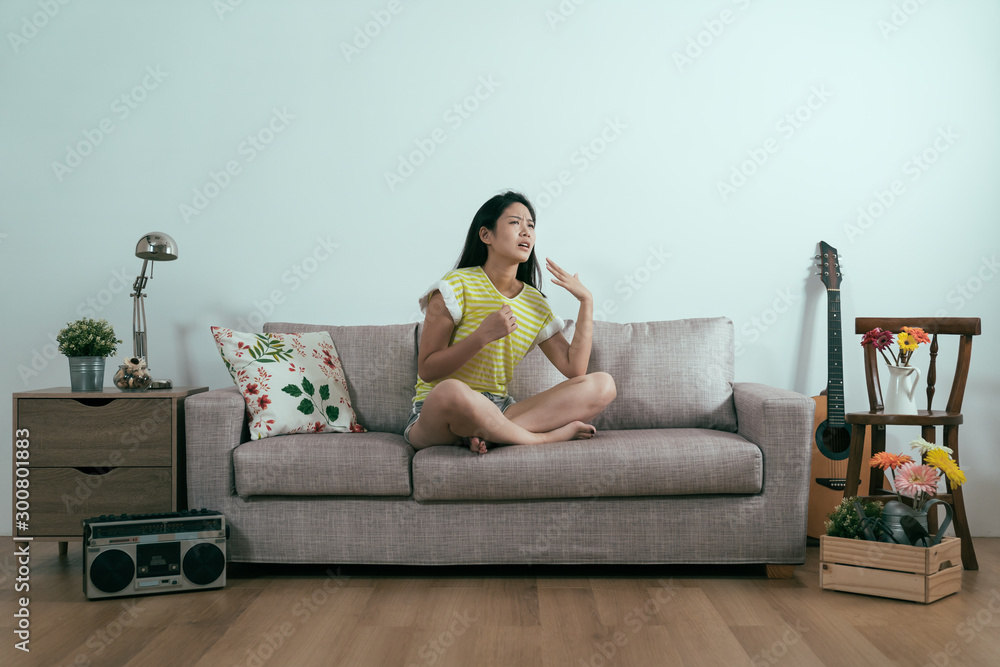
481, 202, 534, 263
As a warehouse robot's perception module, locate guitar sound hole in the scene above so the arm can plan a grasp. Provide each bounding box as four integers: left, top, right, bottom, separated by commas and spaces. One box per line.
815, 421, 853, 460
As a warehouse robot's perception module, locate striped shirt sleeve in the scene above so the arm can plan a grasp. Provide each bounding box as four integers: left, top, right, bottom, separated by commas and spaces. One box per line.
417, 273, 465, 324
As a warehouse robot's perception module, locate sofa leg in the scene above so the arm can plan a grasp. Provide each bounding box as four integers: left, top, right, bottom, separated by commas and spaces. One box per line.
765, 564, 796, 579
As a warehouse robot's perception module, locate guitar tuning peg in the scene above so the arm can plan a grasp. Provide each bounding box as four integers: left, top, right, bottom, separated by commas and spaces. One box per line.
813, 255, 821, 259
815, 272, 822, 275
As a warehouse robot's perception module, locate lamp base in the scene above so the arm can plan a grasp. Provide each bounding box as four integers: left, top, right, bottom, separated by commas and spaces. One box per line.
150, 379, 173, 389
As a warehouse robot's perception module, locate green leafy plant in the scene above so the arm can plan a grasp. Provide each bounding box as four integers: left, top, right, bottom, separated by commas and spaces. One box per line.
825, 496, 885, 540
282, 377, 340, 424
56, 318, 122, 357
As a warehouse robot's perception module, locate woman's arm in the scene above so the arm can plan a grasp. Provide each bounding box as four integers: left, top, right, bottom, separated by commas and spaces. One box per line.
417, 291, 517, 382
538, 258, 594, 378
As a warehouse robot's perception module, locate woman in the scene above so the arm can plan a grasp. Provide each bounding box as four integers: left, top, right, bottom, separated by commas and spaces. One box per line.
404, 191, 616, 454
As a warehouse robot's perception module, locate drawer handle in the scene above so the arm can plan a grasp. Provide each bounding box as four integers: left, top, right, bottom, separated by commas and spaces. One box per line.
74, 467, 117, 476
74, 398, 116, 407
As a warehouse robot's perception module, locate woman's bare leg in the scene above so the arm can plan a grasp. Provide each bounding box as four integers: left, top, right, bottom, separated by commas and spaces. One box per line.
503, 372, 616, 433
407, 379, 595, 452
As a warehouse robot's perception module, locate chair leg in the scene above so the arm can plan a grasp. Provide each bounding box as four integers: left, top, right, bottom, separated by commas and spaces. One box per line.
949, 487, 977, 570
844, 425, 868, 498
867, 426, 887, 496
945, 425, 978, 570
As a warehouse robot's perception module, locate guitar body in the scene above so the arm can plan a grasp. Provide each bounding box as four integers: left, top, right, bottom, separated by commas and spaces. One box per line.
805, 241, 874, 539
806, 394, 872, 538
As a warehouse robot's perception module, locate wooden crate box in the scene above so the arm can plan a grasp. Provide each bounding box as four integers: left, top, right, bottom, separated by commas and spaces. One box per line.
819, 535, 962, 604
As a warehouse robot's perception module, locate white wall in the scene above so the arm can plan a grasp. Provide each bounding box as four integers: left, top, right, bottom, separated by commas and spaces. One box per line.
2, 1, 998, 537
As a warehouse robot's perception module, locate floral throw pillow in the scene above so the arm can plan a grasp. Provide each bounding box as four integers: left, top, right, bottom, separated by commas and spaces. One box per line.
211, 327, 365, 439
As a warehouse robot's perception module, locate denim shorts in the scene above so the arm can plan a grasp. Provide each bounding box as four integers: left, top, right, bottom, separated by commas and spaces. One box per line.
403, 391, 516, 446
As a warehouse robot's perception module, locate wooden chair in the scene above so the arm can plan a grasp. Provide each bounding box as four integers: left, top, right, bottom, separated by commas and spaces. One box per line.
843, 317, 981, 570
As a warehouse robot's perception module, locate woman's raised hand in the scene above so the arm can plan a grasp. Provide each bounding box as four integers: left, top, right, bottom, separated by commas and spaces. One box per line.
546, 258, 592, 303
477, 304, 518, 343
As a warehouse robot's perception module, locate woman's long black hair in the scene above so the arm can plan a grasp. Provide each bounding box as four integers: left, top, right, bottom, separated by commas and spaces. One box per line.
455, 191, 543, 294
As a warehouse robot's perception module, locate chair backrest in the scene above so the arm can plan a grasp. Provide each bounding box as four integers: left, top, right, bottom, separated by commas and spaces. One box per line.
855, 317, 981, 414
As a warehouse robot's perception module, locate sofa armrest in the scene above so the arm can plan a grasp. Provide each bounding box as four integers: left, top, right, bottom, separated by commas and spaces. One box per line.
733, 381, 814, 499
185, 386, 248, 509
732, 382, 814, 563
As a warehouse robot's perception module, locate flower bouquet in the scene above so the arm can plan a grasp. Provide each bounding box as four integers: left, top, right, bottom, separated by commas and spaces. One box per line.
860, 325, 931, 414
860, 325, 930, 366
867, 437, 966, 546
871, 438, 966, 511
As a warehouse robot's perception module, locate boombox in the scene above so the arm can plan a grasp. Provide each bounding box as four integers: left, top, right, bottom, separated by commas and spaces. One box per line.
83, 509, 227, 600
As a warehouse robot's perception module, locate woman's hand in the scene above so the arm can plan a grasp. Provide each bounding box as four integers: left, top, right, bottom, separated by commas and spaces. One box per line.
546, 258, 592, 303
476, 304, 518, 343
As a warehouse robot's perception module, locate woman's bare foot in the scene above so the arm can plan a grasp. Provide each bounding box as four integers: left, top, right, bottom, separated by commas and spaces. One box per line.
544, 421, 596, 443
467, 436, 488, 455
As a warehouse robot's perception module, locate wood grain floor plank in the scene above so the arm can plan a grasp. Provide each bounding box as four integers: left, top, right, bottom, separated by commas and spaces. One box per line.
332, 626, 419, 667
592, 625, 683, 667
538, 587, 615, 667
190, 577, 370, 666
5, 539, 1000, 666
695, 578, 791, 626
357, 578, 432, 627
758, 586, 894, 664
729, 624, 825, 667
7, 599, 161, 666
473, 626, 544, 667
481, 577, 540, 627
123, 624, 225, 667
653, 588, 755, 665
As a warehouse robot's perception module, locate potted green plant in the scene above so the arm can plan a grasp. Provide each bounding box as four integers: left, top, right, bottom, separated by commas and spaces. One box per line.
56, 318, 123, 391
825, 496, 885, 540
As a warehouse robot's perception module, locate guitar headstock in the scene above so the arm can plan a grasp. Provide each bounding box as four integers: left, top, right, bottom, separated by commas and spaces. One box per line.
816, 241, 842, 290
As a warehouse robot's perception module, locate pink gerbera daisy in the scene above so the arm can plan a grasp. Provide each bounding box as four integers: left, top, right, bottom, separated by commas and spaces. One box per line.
894, 462, 940, 498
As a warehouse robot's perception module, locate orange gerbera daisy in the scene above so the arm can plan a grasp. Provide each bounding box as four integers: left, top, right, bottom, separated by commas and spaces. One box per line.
869, 451, 914, 470
902, 326, 931, 345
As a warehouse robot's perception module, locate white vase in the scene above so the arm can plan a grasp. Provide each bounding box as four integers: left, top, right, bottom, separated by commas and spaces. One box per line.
884, 364, 920, 415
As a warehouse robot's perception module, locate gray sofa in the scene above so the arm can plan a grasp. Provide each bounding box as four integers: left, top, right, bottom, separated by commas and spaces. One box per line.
185, 317, 814, 574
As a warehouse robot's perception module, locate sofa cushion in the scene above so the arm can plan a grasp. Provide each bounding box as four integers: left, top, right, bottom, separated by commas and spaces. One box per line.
233, 432, 413, 497
510, 318, 737, 432
265, 322, 417, 434
411, 428, 761, 502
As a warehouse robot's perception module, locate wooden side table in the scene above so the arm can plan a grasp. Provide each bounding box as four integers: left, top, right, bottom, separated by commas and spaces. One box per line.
12, 386, 208, 553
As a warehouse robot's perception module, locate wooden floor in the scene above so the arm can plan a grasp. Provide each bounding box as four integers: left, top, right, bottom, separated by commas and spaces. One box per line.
3, 539, 1000, 667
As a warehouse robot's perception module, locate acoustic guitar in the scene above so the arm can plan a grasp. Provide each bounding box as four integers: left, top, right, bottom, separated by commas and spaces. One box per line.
806, 242, 872, 539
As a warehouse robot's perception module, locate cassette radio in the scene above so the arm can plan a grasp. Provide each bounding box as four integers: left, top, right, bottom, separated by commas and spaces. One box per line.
83, 509, 226, 600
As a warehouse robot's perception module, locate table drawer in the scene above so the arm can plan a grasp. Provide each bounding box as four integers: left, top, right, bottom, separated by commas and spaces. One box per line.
17, 467, 172, 538
17, 398, 172, 466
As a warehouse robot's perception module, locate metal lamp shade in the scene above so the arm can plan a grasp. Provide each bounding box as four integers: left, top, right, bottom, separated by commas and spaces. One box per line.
135, 232, 178, 261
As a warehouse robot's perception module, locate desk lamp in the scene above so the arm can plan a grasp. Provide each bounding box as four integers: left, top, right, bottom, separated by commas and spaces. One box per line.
131, 232, 177, 389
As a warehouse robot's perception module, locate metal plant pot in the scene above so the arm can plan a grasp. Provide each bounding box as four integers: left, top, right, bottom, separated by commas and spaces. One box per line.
68, 356, 106, 392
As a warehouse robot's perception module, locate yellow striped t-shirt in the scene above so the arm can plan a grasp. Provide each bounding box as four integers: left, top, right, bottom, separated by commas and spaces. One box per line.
413, 266, 564, 403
